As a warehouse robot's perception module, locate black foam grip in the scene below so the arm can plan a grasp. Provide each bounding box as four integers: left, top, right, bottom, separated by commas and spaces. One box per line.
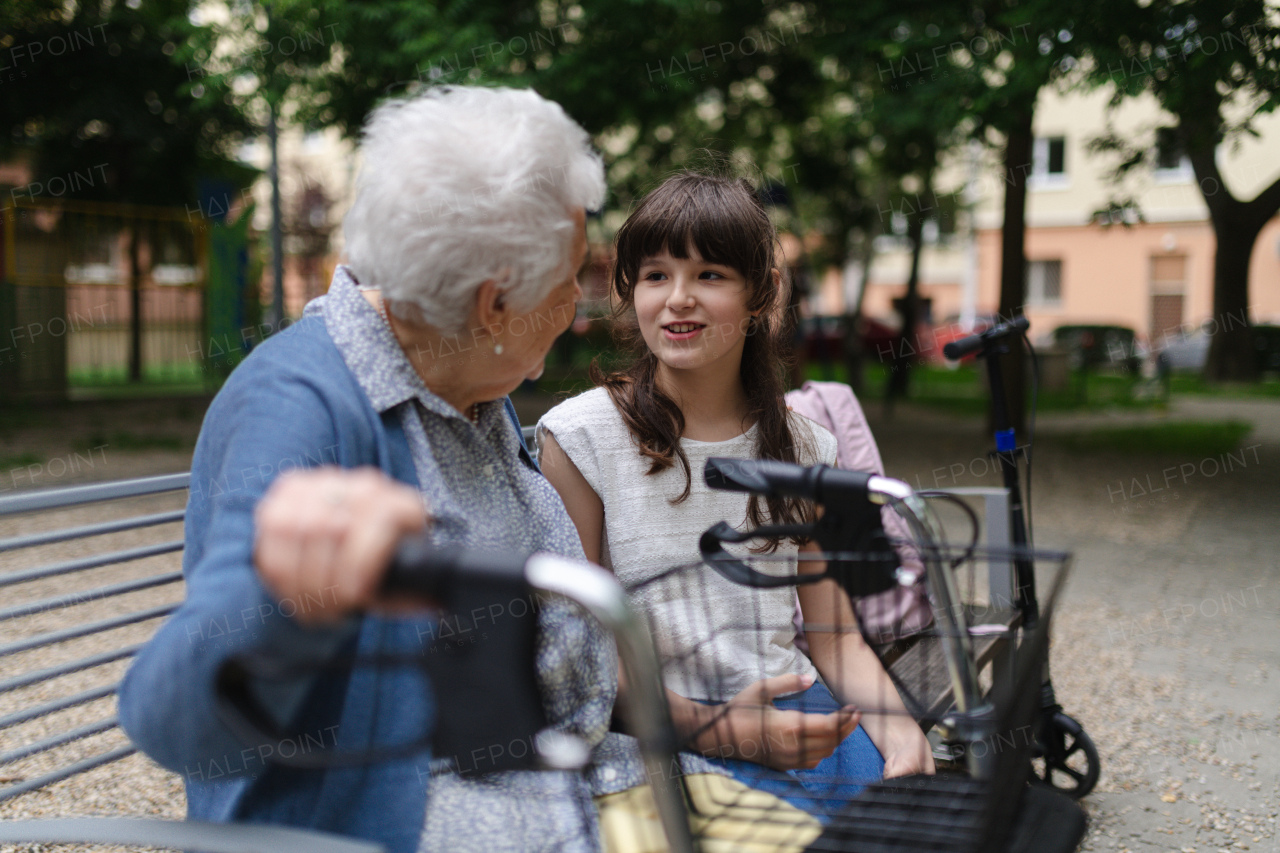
705, 457, 823, 500
943, 315, 1030, 360
381, 535, 528, 599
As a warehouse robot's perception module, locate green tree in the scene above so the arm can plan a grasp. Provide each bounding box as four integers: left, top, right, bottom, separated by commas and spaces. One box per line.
1076, 0, 1280, 381
237, 0, 788, 199
0, 0, 253, 206
848, 1, 1081, 428
234, 0, 513, 137
805, 2, 1062, 425
854, 36, 973, 403
0, 0, 255, 382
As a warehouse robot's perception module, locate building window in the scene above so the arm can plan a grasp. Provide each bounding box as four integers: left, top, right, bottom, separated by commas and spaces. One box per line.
1154, 128, 1193, 182
1026, 259, 1062, 307
1031, 136, 1068, 188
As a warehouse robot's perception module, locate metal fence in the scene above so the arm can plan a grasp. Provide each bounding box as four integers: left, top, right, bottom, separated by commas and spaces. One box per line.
0, 198, 208, 399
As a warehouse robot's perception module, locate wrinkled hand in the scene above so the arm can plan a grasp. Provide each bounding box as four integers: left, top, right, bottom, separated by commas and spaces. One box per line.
698, 673, 861, 771
254, 466, 428, 624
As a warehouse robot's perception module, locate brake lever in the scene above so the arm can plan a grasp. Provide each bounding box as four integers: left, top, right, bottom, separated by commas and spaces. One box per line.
699, 506, 903, 599
698, 521, 829, 587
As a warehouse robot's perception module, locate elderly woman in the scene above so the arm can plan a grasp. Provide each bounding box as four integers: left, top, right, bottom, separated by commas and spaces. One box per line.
119, 87, 611, 853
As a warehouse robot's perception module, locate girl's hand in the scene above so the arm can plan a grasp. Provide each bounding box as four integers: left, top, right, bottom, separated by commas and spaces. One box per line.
880, 725, 937, 778
694, 673, 861, 771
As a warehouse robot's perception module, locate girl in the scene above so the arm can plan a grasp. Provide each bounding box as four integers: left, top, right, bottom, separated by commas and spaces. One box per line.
537, 173, 933, 817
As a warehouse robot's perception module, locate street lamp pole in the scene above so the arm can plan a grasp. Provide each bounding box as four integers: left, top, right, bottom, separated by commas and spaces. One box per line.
268, 101, 284, 331
266, 3, 284, 332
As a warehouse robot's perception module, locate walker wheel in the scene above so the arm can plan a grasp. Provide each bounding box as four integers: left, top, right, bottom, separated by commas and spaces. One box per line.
1032, 712, 1099, 799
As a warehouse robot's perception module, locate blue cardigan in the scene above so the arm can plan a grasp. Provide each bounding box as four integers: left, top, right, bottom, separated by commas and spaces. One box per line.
119, 315, 528, 853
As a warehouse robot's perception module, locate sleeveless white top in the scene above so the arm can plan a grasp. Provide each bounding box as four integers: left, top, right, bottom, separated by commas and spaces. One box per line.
537, 387, 838, 701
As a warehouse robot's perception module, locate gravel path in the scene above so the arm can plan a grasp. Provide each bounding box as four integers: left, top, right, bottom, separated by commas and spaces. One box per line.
867, 400, 1280, 853
1, 394, 1276, 852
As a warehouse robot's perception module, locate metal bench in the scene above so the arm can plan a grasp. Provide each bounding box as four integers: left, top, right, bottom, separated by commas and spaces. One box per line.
0, 463, 694, 853
0, 449, 1018, 808
0, 473, 189, 805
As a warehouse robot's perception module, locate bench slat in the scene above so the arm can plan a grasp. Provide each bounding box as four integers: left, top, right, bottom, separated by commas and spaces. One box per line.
0, 474, 189, 517
0, 645, 140, 695
0, 684, 117, 732
0, 817, 387, 852
0, 604, 177, 660
0, 510, 185, 554
874, 606, 1021, 726
0, 572, 182, 622
0, 716, 121, 766
0, 746, 136, 803
0, 541, 184, 589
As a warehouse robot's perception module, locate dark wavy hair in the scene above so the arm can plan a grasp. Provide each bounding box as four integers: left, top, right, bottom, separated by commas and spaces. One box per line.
590, 172, 815, 549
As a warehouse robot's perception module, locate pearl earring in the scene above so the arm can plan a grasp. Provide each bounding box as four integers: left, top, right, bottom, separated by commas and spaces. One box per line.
494, 342, 504, 355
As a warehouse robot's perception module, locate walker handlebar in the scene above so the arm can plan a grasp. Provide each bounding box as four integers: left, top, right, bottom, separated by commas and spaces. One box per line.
381, 536, 529, 599
217, 542, 699, 852
704, 457, 909, 506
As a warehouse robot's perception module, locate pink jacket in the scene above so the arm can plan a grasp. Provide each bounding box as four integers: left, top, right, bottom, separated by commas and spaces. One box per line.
785, 381, 933, 643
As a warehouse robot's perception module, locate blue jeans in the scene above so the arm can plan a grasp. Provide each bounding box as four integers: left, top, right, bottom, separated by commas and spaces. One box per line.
703, 682, 884, 821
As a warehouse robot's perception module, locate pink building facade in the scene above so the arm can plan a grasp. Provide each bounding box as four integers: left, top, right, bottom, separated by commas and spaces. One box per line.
849, 87, 1280, 344
975, 217, 1280, 343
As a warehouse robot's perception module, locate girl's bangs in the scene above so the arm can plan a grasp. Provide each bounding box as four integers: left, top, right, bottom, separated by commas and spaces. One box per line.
616, 178, 772, 289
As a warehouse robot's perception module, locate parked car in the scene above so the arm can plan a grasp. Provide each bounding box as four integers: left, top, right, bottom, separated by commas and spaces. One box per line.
799, 314, 934, 365
1048, 324, 1145, 375
800, 315, 848, 364
1155, 322, 1280, 374
1156, 324, 1211, 372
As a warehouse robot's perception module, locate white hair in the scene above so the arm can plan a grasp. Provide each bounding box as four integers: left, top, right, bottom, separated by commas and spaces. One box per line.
343, 86, 605, 331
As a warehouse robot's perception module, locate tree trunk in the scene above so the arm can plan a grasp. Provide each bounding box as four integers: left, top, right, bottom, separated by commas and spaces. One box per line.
843, 232, 876, 395
1204, 219, 1259, 381
268, 100, 286, 330
1180, 112, 1280, 382
128, 219, 142, 383
996, 107, 1034, 435
885, 203, 925, 411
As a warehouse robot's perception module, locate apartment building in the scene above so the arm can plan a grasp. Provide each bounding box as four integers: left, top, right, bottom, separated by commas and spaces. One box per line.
850, 85, 1280, 344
